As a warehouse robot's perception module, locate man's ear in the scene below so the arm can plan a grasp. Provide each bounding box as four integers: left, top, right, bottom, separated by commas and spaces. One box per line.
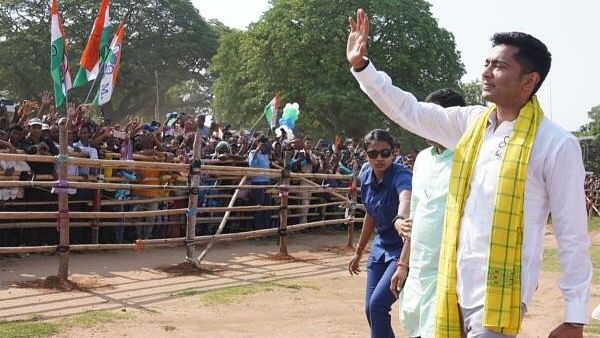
523, 72, 541, 95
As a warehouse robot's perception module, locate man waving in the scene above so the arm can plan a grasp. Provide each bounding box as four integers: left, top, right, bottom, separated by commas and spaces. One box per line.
347, 8, 591, 338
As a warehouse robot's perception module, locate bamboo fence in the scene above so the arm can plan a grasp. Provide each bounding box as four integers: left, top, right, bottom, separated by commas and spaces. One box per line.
0, 123, 364, 281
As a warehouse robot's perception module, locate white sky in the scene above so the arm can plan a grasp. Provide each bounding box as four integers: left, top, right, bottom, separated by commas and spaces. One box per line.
193, 0, 599, 131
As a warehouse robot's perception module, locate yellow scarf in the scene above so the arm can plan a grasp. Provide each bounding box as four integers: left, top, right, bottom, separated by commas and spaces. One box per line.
434, 97, 543, 337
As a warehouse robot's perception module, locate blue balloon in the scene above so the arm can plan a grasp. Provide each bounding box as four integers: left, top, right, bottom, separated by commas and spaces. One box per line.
279, 116, 295, 129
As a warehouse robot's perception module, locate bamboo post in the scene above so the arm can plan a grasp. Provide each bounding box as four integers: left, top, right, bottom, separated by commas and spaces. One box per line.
195, 175, 248, 265
278, 167, 290, 256
91, 190, 101, 244
346, 156, 359, 250
57, 118, 70, 281
184, 120, 203, 264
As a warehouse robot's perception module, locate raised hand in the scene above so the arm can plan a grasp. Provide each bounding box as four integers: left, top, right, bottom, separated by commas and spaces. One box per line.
67, 102, 76, 118
18, 102, 33, 118
347, 8, 369, 69
40, 91, 52, 107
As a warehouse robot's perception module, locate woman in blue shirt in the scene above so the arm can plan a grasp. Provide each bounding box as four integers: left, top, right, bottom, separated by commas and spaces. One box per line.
349, 129, 412, 338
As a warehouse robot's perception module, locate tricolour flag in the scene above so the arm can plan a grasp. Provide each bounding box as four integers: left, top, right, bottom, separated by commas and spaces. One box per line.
50, 0, 72, 108
73, 0, 111, 88
93, 22, 124, 107
263, 94, 279, 129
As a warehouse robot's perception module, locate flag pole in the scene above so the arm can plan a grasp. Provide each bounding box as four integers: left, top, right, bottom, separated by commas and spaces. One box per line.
249, 111, 265, 132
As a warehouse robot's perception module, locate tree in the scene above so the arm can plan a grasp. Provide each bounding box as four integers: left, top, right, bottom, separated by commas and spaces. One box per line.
460, 80, 485, 106
211, 0, 464, 146
576, 105, 600, 172
0, 0, 221, 121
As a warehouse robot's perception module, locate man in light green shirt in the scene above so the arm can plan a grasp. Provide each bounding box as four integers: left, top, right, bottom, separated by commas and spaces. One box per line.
391, 88, 465, 338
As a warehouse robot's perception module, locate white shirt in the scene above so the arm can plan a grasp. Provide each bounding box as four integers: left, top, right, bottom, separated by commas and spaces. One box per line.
72, 141, 98, 177
352, 61, 592, 324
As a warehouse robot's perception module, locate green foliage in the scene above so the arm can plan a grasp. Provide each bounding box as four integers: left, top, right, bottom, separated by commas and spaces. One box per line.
211, 0, 464, 145
460, 80, 485, 106
0, 0, 221, 121
576, 105, 600, 172
543, 246, 600, 282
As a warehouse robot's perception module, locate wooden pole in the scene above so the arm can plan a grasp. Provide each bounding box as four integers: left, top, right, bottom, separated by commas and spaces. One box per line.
195, 175, 248, 265
91, 190, 101, 244
346, 157, 359, 250
184, 121, 203, 263
279, 168, 290, 256
57, 118, 70, 281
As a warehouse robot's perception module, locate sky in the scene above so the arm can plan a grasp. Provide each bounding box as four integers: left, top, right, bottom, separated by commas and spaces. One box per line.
193, 0, 599, 131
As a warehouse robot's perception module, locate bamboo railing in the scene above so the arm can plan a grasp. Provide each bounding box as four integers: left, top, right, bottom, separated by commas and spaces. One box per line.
0, 121, 364, 281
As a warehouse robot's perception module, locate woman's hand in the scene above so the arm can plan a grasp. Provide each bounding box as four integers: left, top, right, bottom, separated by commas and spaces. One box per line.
348, 250, 363, 275
390, 265, 409, 298
394, 218, 413, 239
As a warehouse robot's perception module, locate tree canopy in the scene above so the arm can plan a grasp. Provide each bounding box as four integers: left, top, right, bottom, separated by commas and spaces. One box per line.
576, 105, 600, 172
211, 0, 465, 145
0, 0, 221, 121
460, 80, 484, 106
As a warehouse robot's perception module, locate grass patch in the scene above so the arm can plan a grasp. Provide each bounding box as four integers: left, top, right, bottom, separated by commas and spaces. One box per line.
585, 323, 600, 336
172, 280, 319, 306
60, 310, 130, 329
590, 217, 600, 232
0, 319, 59, 338
544, 246, 600, 282
0, 310, 130, 338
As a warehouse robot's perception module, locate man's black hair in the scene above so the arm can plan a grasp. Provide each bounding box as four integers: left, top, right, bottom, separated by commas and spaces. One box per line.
425, 88, 466, 108
8, 124, 22, 132
491, 32, 552, 95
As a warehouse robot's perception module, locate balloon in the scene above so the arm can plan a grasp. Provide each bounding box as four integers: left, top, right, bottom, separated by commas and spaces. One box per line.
281, 102, 300, 123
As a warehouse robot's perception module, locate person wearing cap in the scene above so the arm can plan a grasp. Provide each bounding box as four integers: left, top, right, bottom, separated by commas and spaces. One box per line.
21, 118, 59, 245
22, 118, 58, 156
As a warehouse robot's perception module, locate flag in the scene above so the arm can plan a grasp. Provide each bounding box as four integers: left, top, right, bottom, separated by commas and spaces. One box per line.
73, 0, 111, 88
50, 0, 72, 108
263, 94, 279, 129
93, 22, 124, 107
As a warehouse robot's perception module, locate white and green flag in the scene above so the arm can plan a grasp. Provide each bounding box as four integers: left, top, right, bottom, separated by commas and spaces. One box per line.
93, 22, 124, 107
50, 0, 72, 108
263, 94, 279, 129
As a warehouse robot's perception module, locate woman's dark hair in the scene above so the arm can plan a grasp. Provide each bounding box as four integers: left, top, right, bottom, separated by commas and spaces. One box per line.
363, 129, 395, 150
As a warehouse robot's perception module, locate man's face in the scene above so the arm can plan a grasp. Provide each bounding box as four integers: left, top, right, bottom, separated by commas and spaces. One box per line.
305, 140, 312, 150
481, 44, 534, 106
30, 125, 42, 139
10, 129, 22, 142
50, 127, 59, 142
78, 127, 91, 142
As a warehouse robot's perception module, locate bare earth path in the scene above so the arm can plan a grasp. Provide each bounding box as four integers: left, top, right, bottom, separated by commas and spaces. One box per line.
0, 229, 598, 338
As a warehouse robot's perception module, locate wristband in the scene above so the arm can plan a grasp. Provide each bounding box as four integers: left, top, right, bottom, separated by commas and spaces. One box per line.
392, 215, 406, 225
353, 58, 370, 72
565, 322, 584, 328
396, 260, 409, 269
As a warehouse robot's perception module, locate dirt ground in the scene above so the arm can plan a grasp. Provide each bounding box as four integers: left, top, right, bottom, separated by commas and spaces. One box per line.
0, 229, 598, 338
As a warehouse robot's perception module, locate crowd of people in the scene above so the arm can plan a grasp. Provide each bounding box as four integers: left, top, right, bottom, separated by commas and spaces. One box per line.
0, 91, 425, 248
